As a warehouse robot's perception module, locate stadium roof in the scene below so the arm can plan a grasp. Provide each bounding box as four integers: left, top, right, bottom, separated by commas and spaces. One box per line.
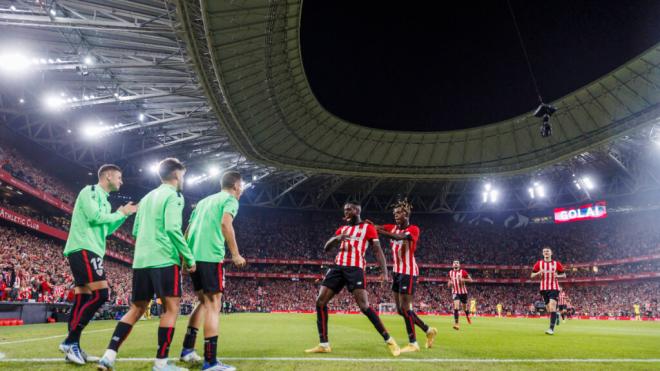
0, 0, 659, 213
177, 0, 660, 179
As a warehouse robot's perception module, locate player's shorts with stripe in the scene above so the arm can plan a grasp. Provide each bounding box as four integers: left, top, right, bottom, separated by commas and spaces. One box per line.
391, 272, 417, 295
540, 290, 559, 305
453, 293, 468, 304
131, 265, 182, 302
191, 262, 225, 293
67, 249, 106, 286
322, 266, 366, 293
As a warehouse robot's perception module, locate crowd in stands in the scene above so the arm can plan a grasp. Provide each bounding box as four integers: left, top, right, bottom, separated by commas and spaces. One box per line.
0, 142, 76, 205
231, 208, 660, 265
222, 278, 659, 318
0, 225, 195, 306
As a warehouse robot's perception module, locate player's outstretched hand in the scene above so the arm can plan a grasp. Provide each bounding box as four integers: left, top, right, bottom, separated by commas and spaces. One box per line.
186, 264, 196, 274
233, 255, 247, 268
119, 202, 138, 216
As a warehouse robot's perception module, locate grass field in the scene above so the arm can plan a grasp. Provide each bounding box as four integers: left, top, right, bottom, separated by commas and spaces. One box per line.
1, 313, 659, 370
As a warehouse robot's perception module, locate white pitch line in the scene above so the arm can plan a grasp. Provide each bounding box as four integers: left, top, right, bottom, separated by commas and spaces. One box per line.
0, 325, 143, 346
0, 357, 659, 363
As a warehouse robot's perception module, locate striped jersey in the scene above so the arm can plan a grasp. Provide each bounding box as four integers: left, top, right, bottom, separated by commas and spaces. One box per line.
558, 291, 567, 306
382, 224, 420, 276
334, 222, 379, 269
449, 269, 469, 294
532, 260, 564, 291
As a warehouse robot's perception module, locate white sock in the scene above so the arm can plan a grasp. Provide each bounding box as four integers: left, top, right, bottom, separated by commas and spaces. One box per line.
319, 342, 329, 348
410, 341, 418, 346
103, 349, 117, 363
154, 358, 168, 368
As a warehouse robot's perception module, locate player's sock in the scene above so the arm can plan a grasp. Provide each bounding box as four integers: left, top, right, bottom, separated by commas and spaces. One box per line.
464, 310, 470, 318
182, 326, 198, 350
316, 304, 329, 343
66, 293, 90, 335
107, 321, 133, 352
361, 307, 390, 341
403, 310, 417, 343
410, 311, 429, 332
156, 327, 175, 360
203, 336, 218, 364
453, 309, 459, 324
65, 289, 108, 344
550, 312, 557, 330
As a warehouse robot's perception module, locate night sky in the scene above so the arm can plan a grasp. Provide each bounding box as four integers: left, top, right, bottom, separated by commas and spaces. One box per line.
300, 0, 660, 132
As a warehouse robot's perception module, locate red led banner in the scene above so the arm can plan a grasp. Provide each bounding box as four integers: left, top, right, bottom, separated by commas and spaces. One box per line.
554, 201, 607, 224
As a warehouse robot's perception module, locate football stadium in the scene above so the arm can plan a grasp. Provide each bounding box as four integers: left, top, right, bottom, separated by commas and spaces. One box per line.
0, 1, 659, 370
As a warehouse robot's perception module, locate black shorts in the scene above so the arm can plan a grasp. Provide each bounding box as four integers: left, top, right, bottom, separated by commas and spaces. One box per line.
453, 293, 468, 304
558, 304, 567, 311
391, 273, 417, 295
131, 265, 182, 302
321, 266, 366, 293
191, 262, 225, 294
67, 250, 106, 286
540, 290, 559, 305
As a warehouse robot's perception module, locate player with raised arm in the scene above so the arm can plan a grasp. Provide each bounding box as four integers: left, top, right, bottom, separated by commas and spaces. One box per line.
369, 199, 437, 352
448, 260, 473, 330
178, 171, 247, 371
305, 201, 400, 356
98, 158, 196, 371
531, 247, 566, 335
60, 164, 137, 364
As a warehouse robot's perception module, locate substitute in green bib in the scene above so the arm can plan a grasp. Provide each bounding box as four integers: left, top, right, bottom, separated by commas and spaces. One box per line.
179, 171, 246, 370
60, 164, 137, 365
99, 158, 195, 371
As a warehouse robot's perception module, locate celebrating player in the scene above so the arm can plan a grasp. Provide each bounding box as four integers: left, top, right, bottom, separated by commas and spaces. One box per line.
448, 260, 473, 330
531, 247, 566, 335
370, 199, 437, 352
305, 201, 401, 356
178, 171, 247, 371
98, 158, 196, 371
60, 164, 137, 364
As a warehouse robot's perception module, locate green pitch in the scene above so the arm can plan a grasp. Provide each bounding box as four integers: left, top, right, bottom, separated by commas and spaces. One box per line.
1, 314, 659, 370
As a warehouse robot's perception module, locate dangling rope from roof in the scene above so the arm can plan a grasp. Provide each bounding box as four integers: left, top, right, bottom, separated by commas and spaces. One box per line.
506, 0, 544, 104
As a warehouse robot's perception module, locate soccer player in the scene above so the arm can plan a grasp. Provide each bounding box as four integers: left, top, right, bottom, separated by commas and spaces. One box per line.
369, 199, 437, 352
448, 260, 473, 330
634, 303, 641, 321
305, 201, 400, 356
557, 288, 568, 322
178, 171, 247, 371
496, 303, 503, 318
60, 164, 137, 364
470, 299, 477, 317
531, 246, 566, 335
98, 158, 196, 371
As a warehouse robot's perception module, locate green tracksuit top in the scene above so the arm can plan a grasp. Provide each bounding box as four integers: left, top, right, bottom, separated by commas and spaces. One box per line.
187, 190, 239, 263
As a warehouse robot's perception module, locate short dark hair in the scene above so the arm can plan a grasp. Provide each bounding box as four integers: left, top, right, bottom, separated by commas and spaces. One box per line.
345, 200, 361, 207
221, 171, 242, 189
97, 164, 121, 179
158, 158, 185, 181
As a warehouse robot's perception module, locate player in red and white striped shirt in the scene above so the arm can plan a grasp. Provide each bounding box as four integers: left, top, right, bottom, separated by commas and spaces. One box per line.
448, 260, 473, 330
531, 247, 566, 335
305, 201, 400, 356
370, 199, 437, 352
557, 288, 568, 323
